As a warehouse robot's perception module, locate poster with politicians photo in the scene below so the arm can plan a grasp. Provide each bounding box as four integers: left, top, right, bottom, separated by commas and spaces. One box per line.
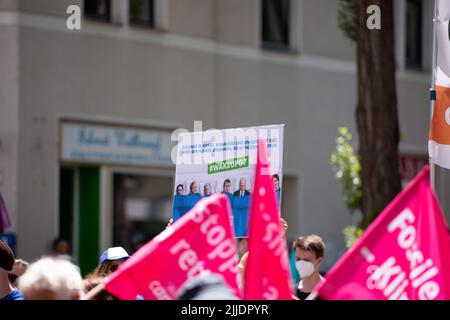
172, 124, 284, 237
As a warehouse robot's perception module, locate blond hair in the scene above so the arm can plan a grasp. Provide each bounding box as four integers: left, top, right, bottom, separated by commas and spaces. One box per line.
18, 256, 84, 300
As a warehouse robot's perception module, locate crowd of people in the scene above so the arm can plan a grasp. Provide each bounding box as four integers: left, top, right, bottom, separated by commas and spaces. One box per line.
0, 216, 326, 301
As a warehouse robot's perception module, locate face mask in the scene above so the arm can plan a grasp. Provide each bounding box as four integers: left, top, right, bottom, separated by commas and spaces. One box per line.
296, 260, 315, 279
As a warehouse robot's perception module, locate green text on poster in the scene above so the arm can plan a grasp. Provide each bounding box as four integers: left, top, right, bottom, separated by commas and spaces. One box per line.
208, 156, 249, 174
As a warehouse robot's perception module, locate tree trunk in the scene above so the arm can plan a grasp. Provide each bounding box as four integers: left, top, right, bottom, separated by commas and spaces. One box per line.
355, 0, 402, 229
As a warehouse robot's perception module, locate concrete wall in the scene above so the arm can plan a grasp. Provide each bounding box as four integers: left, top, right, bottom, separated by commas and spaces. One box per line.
302, 0, 355, 60
216, 0, 259, 47
168, 0, 215, 39
397, 74, 430, 148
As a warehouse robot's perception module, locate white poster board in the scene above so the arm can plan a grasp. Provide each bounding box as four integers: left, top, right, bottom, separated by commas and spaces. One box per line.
172, 124, 284, 237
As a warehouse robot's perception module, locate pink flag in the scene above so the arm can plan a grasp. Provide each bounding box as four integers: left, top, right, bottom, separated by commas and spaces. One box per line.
105, 193, 240, 300
316, 165, 450, 300
244, 139, 293, 300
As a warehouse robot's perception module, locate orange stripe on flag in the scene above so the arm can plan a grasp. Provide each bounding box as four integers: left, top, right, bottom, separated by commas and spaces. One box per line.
429, 86, 450, 145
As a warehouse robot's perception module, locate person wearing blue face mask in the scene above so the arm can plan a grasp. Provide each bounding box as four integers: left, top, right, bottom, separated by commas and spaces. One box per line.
293, 235, 325, 300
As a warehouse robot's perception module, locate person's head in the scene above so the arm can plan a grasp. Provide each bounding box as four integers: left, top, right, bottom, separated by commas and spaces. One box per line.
204, 183, 211, 195
293, 235, 325, 279
18, 256, 84, 300
93, 247, 129, 277
223, 179, 231, 193
272, 174, 280, 191
239, 178, 246, 191
52, 238, 71, 256
190, 181, 198, 194
9, 259, 28, 287
176, 184, 184, 195
0, 240, 15, 281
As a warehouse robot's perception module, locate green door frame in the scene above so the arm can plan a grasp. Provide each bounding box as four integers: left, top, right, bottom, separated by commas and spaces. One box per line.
78, 167, 101, 276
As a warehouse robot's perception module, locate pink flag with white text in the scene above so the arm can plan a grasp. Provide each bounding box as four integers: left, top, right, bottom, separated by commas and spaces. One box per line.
105, 193, 240, 300
316, 165, 450, 300
244, 139, 293, 300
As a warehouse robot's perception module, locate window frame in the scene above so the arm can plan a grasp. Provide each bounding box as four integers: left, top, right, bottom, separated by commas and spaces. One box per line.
84, 0, 112, 22
261, 0, 292, 52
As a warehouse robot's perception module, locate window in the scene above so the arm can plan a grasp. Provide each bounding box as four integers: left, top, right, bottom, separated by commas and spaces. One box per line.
84, 0, 111, 21
262, 0, 290, 50
405, 0, 422, 69
113, 174, 173, 254
129, 0, 155, 28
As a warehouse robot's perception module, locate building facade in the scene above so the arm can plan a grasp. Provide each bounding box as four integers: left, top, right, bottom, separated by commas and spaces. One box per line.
0, 0, 443, 275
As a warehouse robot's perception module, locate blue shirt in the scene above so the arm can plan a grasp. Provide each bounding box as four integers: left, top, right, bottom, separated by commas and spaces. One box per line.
1, 288, 24, 300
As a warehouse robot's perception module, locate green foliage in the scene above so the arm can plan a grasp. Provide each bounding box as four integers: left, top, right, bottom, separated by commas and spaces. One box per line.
338, 0, 357, 42
343, 225, 364, 249
330, 128, 365, 248
330, 127, 362, 214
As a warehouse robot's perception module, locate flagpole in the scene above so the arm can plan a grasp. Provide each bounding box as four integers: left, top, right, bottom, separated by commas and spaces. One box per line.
430, 0, 438, 191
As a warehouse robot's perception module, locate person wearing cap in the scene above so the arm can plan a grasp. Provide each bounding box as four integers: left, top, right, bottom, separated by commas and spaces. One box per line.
90, 247, 130, 278
0, 240, 24, 300
84, 247, 145, 300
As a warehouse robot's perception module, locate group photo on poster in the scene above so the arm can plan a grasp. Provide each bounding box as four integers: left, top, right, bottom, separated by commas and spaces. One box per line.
172, 125, 284, 237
